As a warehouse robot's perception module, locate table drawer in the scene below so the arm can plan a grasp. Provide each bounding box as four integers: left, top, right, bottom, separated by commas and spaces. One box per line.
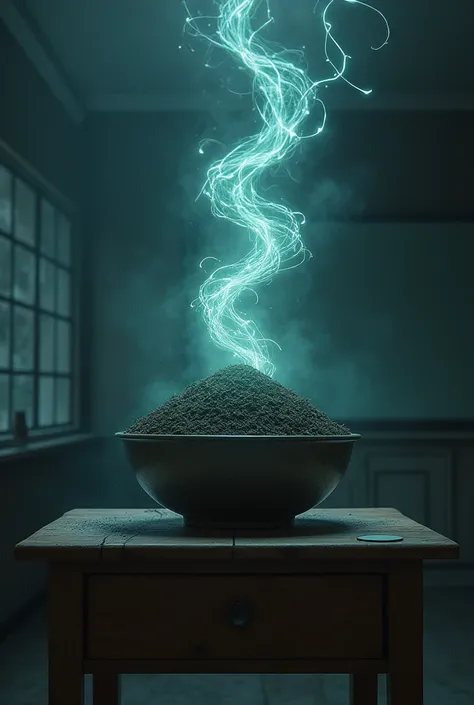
86, 575, 384, 660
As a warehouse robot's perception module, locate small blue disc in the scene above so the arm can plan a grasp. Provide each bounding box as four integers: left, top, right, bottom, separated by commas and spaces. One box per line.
356, 534, 404, 543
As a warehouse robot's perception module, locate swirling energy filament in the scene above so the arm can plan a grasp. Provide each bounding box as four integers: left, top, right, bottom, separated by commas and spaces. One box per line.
183, 0, 389, 376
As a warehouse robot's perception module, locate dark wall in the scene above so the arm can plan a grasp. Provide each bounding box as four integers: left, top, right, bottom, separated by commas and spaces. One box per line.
85, 112, 199, 433
268, 110, 474, 420
0, 22, 83, 201
313, 110, 473, 220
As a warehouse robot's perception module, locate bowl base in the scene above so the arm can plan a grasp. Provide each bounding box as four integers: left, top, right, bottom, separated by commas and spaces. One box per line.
184, 516, 295, 530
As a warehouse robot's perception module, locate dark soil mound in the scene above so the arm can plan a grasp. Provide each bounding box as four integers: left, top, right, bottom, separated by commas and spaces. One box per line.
127, 364, 350, 436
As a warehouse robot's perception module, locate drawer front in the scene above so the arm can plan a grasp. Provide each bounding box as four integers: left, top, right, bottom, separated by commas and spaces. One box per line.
86, 575, 384, 660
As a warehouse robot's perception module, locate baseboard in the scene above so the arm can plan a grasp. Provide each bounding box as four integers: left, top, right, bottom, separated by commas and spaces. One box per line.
0, 590, 46, 646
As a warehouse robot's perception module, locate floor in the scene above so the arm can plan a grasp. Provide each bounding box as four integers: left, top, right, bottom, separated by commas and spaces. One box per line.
0, 588, 473, 704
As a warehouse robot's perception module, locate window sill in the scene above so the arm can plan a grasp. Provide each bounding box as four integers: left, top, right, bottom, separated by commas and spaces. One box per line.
0, 433, 95, 463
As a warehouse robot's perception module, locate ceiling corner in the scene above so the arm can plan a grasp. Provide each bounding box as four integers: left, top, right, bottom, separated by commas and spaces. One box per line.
0, 0, 86, 124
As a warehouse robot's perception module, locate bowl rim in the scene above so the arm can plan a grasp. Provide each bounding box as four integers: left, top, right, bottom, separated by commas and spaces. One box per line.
115, 432, 361, 442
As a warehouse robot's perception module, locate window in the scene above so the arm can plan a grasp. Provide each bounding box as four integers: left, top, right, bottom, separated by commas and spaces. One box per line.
0, 161, 76, 437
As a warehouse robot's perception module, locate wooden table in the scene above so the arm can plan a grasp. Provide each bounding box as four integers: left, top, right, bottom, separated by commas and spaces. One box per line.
15, 507, 458, 705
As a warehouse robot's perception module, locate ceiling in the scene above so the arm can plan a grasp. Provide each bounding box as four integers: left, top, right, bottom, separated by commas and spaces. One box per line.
3, 0, 474, 120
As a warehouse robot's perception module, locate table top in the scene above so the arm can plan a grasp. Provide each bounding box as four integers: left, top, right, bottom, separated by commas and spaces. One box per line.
14, 507, 459, 562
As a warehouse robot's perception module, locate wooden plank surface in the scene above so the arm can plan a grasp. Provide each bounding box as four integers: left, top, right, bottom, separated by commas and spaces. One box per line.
385, 562, 424, 704
83, 658, 389, 675
233, 507, 459, 560
15, 508, 233, 561
48, 564, 84, 704
15, 507, 459, 562
350, 674, 378, 705
92, 672, 121, 705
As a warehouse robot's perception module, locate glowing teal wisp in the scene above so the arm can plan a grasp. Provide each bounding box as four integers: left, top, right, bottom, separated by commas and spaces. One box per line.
183, 0, 389, 377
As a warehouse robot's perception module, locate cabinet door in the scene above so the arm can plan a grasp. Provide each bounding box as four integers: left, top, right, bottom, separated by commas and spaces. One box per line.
356, 450, 453, 538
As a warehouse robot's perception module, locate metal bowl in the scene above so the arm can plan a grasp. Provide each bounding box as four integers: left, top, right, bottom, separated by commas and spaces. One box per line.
116, 433, 361, 529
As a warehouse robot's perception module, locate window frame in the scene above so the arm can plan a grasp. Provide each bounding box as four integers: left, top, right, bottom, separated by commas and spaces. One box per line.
0, 137, 81, 445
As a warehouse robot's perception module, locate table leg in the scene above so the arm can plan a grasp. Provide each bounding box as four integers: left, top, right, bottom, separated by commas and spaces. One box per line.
386, 561, 424, 704
350, 674, 378, 704
48, 564, 84, 705
93, 672, 121, 705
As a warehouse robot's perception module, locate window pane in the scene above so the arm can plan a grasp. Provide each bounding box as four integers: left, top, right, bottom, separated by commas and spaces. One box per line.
40, 198, 56, 257
0, 235, 12, 296
0, 301, 11, 368
13, 306, 34, 371
39, 258, 55, 312
14, 245, 36, 305
39, 314, 55, 372
57, 213, 71, 265
56, 268, 70, 317
0, 373, 9, 430
56, 319, 70, 373
0, 165, 12, 234
39, 375, 55, 426
14, 179, 36, 246
55, 377, 70, 424
12, 374, 34, 427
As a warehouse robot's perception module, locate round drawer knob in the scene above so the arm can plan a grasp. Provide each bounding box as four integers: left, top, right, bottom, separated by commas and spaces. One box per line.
227, 601, 252, 627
